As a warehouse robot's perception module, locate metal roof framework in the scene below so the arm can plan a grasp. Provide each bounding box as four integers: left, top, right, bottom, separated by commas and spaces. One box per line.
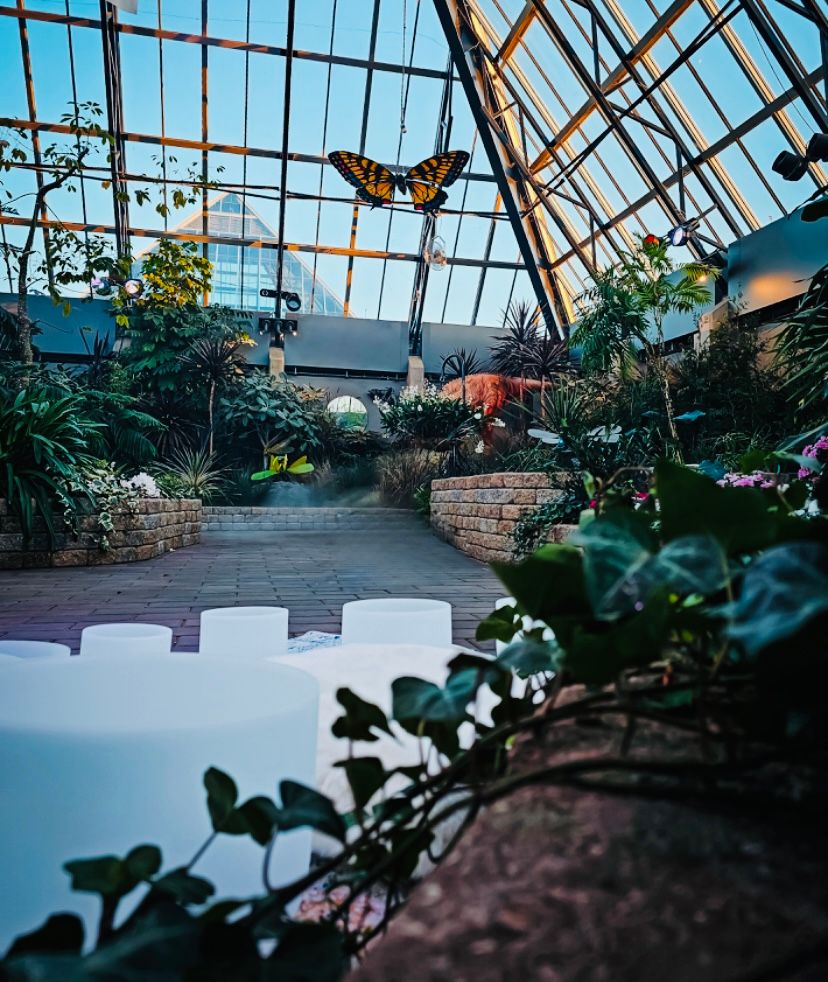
0, 0, 826, 332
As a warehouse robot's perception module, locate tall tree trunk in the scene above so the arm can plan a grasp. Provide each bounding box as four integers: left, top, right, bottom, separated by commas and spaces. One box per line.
650, 336, 683, 463
208, 380, 215, 455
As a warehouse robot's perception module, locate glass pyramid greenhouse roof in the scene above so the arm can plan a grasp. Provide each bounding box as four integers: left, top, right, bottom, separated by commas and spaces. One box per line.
0, 0, 825, 333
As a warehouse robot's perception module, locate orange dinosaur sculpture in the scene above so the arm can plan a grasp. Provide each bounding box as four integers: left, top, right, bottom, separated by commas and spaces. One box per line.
441, 373, 542, 412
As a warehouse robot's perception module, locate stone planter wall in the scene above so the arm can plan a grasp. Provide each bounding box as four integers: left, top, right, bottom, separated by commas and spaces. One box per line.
431, 473, 573, 564
0, 498, 201, 569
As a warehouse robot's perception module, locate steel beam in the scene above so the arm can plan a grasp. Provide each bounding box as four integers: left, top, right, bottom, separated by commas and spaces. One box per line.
494, 0, 535, 62
98, 0, 130, 258
542, 65, 826, 273
0, 5, 452, 82
433, 0, 567, 336
0, 213, 528, 268
200, 0, 208, 301
0, 118, 498, 185
531, 0, 694, 168
343, 0, 381, 317
274, 0, 296, 322
740, 0, 828, 130
15, 0, 54, 288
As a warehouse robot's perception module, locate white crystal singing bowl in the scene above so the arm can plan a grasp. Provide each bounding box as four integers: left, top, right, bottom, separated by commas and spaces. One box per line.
199, 606, 289, 658
0, 653, 319, 949
341, 598, 452, 647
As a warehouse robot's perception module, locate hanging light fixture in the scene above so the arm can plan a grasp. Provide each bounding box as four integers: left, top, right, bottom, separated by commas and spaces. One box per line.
424, 234, 448, 271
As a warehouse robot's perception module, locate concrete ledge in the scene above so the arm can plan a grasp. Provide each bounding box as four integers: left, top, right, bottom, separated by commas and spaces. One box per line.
202, 506, 416, 532
0, 499, 202, 569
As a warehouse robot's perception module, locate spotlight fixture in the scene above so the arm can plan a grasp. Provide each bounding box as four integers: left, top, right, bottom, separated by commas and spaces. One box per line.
122, 278, 144, 298
772, 150, 809, 181
806, 133, 828, 163
666, 218, 700, 248
288, 321, 298, 337
284, 292, 301, 313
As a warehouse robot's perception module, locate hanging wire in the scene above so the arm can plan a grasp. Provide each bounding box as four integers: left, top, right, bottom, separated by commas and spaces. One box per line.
440, 128, 478, 323
310, 0, 337, 314
65, 0, 92, 288
376, 0, 421, 318
239, 0, 251, 309
400, 0, 408, 134
157, 0, 169, 230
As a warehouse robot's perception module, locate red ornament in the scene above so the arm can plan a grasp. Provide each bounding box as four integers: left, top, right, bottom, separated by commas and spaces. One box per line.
643, 233, 661, 248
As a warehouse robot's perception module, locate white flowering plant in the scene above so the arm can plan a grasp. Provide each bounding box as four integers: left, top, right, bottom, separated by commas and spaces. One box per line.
374, 382, 499, 448
120, 472, 161, 498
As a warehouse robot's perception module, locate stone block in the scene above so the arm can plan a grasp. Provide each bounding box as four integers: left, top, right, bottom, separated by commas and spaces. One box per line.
51, 548, 90, 567
535, 488, 565, 505
501, 472, 549, 488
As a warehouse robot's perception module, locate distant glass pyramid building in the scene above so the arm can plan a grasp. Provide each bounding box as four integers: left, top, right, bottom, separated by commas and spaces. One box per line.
138, 192, 345, 316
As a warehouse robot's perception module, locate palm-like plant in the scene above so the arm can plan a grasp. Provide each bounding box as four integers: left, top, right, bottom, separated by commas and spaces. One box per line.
183, 334, 252, 454
524, 334, 570, 404
440, 347, 485, 404
572, 237, 714, 454
161, 447, 226, 501
776, 260, 828, 419
0, 387, 99, 542
490, 300, 542, 381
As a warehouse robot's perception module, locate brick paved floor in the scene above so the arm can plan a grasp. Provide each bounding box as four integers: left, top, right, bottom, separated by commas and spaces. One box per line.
0, 513, 505, 653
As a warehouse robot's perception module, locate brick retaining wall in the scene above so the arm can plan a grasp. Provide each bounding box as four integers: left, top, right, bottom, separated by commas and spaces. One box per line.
0, 498, 201, 569
431, 473, 572, 564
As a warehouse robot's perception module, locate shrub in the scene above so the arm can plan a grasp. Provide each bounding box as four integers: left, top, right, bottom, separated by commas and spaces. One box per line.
375, 383, 484, 448
156, 448, 226, 502
216, 372, 325, 465
0, 386, 98, 542
376, 449, 444, 507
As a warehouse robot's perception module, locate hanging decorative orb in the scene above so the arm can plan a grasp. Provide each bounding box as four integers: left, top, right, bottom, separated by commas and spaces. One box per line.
425, 234, 448, 271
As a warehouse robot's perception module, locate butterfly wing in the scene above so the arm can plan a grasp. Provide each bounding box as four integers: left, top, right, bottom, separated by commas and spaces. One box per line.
406, 150, 470, 190
328, 150, 396, 207
407, 182, 448, 214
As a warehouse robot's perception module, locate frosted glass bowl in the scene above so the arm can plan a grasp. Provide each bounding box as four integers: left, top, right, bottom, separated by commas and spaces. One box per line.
80, 623, 172, 657
199, 606, 289, 658
0, 640, 71, 659
0, 653, 319, 949
341, 598, 452, 647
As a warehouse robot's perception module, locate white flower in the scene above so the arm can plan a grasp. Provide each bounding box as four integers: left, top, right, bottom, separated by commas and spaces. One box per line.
474, 440, 484, 455
122, 472, 160, 497
491, 417, 506, 428
417, 404, 423, 412
474, 412, 482, 420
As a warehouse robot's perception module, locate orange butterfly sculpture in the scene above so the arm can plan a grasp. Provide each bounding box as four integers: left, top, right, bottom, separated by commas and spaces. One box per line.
328, 150, 470, 213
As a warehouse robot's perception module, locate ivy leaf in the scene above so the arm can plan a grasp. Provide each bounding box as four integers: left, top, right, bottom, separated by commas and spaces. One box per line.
63, 856, 128, 897
204, 767, 238, 830
331, 688, 394, 743
235, 796, 280, 846
492, 544, 590, 625
152, 868, 216, 906
277, 781, 346, 843
124, 845, 162, 882
727, 542, 828, 657
496, 639, 559, 677
334, 757, 387, 811
266, 922, 347, 981
6, 914, 85, 958
476, 604, 520, 643
392, 671, 479, 724
572, 509, 657, 617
